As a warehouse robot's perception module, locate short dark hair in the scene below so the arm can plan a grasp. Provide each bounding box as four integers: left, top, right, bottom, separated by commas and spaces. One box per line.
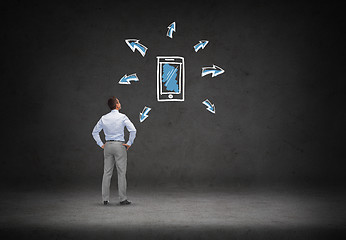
108, 97, 118, 110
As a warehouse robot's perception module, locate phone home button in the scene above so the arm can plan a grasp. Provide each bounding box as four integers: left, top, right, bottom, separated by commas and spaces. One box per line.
168, 94, 173, 99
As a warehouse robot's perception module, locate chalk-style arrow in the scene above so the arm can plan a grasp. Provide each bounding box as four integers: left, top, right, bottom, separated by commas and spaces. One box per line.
166, 22, 176, 38
194, 40, 209, 52
118, 73, 139, 85
201, 64, 225, 77
202, 99, 215, 114
139, 106, 151, 122
125, 39, 148, 57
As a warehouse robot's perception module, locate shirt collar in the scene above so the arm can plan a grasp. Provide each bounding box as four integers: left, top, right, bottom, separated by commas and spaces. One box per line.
111, 109, 119, 113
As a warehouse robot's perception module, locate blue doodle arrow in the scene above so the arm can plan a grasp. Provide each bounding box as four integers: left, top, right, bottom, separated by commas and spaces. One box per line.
125, 39, 148, 57
166, 22, 176, 38
118, 73, 139, 85
202, 99, 215, 114
194, 40, 209, 52
139, 106, 151, 122
201, 64, 225, 77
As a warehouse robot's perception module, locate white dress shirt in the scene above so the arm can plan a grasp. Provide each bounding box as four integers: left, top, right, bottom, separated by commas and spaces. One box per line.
92, 109, 137, 148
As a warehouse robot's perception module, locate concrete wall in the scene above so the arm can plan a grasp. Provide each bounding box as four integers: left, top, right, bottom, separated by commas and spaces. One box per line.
3, 1, 344, 187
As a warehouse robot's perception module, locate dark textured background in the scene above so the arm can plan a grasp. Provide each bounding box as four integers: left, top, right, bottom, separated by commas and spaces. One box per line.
2, 0, 345, 188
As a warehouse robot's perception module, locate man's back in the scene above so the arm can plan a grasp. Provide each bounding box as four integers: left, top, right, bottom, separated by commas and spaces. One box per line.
92, 109, 136, 148
101, 110, 129, 141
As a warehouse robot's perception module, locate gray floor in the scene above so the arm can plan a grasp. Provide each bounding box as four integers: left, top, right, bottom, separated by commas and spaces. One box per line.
1, 185, 345, 239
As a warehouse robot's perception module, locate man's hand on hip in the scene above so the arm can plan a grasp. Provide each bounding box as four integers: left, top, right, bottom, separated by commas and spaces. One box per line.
123, 144, 131, 151
101, 144, 105, 149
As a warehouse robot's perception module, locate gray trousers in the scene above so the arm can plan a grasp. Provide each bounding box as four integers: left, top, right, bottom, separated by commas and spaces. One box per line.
102, 141, 127, 202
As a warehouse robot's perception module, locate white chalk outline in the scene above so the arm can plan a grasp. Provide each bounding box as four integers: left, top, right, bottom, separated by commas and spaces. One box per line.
166, 22, 176, 38
118, 73, 139, 85
201, 64, 225, 77
194, 40, 209, 52
139, 106, 151, 122
202, 99, 216, 114
125, 39, 148, 57
156, 56, 185, 102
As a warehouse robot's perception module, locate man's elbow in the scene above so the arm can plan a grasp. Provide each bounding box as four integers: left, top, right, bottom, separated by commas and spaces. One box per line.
131, 126, 137, 133
91, 131, 99, 138
130, 128, 137, 135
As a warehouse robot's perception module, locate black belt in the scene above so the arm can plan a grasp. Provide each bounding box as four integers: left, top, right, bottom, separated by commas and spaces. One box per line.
106, 140, 124, 142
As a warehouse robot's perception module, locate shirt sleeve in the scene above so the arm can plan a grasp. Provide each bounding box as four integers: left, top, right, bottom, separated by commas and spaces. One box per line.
124, 115, 137, 146
92, 118, 104, 148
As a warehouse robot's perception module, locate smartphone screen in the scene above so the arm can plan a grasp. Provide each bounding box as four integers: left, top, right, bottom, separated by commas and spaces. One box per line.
157, 56, 185, 102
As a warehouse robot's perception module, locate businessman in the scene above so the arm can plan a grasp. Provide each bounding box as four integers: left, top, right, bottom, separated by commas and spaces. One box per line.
92, 97, 137, 205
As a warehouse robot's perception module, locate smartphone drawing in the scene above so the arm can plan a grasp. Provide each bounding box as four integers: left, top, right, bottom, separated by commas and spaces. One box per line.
157, 56, 185, 102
